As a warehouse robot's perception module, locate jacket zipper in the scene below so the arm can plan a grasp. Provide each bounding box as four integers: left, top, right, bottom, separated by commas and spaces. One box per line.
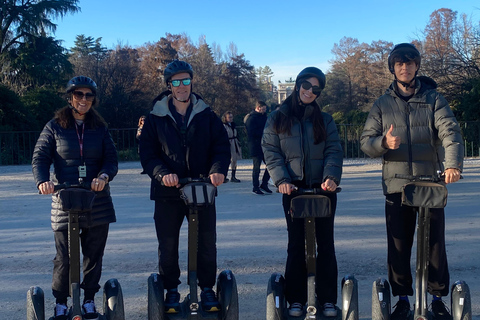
405, 101, 413, 175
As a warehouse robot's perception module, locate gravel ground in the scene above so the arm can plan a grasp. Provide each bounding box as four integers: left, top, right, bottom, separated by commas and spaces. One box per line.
1, 158, 479, 320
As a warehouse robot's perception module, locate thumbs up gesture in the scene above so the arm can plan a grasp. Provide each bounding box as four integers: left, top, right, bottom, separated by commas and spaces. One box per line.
383, 124, 401, 149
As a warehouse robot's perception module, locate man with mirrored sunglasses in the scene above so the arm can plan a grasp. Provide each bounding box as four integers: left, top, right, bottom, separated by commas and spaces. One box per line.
140, 60, 230, 314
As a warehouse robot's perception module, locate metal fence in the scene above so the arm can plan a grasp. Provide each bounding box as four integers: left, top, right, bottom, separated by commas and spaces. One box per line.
1, 123, 479, 166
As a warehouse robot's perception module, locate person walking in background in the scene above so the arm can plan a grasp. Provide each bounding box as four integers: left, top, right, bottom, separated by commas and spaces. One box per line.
262, 67, 343, 317
222, 111, 242, 183
244, 100, 271, 195
139, 60, 230, 314
32, 76, 118, 320
360, 43, 463, 320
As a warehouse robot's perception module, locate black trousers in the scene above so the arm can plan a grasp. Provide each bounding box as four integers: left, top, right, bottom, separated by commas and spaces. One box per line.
282, 193, 338, 305
252, 155, 270, 188
385, 193, 449, 297
52, 224, 110, 301
154, 199, 217, 290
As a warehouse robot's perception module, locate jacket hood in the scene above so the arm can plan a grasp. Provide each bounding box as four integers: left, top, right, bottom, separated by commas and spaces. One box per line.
150, 91, 210, 126
387, 75, 438, 97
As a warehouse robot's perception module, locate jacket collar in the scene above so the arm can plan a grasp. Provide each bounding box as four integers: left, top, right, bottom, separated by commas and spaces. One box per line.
151, 91, 209, 126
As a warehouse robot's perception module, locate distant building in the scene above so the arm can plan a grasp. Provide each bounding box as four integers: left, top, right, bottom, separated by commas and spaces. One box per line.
277, 79, 295, 104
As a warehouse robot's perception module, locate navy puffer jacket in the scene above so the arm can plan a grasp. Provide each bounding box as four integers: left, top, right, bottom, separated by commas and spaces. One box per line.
32, 118, 118, 231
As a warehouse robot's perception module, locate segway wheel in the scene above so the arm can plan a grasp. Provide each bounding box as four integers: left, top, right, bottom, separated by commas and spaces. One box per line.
371, 278, 391, 320
217, 270, 239, 320
148, 273, 165, 320
451, 280, 472, 320
103, 278, 125, 320
27, 286, 45, 320
266, 273, 286, 320
341, 275, 359, 320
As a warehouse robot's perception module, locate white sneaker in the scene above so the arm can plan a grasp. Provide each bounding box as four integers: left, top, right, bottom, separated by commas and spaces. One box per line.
289, 302, 303, 317
54, 303, 68, 318
323, 303, 338, 317
82, 300, 98, 319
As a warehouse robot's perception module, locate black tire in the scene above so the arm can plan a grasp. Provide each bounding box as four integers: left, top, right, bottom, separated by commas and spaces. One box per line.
371, 278, 391, 320
148, 273, 165, 320
27, 286, 45, 320
266, 273, 285, 320
341, 275, 359, 320
217, 270, 239, 320
103, 278, 125, 320
451, 280, 472, 320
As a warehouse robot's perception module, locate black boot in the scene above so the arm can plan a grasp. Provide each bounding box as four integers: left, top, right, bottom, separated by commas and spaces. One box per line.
230, 170, 241, 183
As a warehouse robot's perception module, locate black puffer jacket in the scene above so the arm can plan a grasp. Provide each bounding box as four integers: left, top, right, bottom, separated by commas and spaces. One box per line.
32, 119, 118, 231
245, 111, 268, 157
140, 91, 230, 200
361, 76, 464, 194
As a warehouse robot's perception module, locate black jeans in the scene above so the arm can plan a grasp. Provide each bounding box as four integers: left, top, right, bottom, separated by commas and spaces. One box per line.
252, 156, 270, 189
282, 192, 338, 305
52, 224, 110, 301
385, 193, 449, 297
154, 199, 217, 290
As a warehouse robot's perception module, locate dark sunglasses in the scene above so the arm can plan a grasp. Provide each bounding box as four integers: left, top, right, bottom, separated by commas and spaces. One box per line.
72, 91, 95, 102
301, 81, 322, 95
170, 78, 192, 87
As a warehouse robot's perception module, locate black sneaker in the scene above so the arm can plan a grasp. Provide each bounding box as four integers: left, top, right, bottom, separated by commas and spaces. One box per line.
252, 188, 264, 195
223, 178, 229, 183
165, 289, 181, 314
54, 303, 68, 320
230, 177, 241, 183
431, 300, 453, 320
391, 300, 411, 320
201, 288, 220, 312
260, 184, 273, 194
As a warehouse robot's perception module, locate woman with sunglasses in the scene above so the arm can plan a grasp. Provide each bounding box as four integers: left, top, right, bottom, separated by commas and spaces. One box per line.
32, 76, 118, 320
140, 60, 230, 314
262, 67, 343, 317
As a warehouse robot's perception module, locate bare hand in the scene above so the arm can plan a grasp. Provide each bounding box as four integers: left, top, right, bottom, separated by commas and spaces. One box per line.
384, 124, 401, 149
38, 181, 54, 194
321, 179, 338, 192
278, 182, 296, 195
209, 173, 225, 187
162, 173, 180, 187
444, 168, 461, 184
91, 177, 106, 192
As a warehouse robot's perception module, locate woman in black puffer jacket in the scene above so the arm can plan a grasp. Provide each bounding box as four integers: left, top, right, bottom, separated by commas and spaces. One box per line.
32, 76, 118, 319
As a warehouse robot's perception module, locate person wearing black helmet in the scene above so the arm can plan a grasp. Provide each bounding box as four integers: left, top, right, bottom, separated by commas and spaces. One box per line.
32, 76, 118, 319
262, 67, 343, 317
140, 60, 230, 313
361, 43, 463, 320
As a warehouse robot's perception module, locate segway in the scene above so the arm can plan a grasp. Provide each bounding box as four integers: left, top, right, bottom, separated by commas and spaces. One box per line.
266, 187, 359, 320
147, 178, 239, 320
27, 180, 125, 320
371, 173, 471, 320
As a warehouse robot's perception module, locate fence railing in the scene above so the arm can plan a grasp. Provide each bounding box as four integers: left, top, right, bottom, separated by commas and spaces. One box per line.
1, 122, 479, 165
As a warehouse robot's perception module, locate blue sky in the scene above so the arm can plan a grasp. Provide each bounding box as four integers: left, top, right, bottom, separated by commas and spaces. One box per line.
52, 0, 480, 84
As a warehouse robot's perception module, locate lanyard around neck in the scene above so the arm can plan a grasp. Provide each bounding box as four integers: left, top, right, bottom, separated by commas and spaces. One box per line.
74, 122, 85, 160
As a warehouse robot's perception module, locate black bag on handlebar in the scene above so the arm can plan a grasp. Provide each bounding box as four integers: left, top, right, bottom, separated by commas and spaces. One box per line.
58, 188, 96, 212
290, 195, 332, 219
180, 182, 217, 207
401, 182, 447, 208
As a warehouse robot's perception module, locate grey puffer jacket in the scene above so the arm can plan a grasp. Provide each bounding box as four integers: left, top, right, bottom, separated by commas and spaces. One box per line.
360, 76, 464, 195
262, 103, 343, 187
32, 119, 118, 231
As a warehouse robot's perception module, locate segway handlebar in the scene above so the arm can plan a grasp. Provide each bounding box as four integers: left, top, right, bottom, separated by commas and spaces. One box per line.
292, 186, 342, 195
161, 176, 212, 187
395, 173, 463, 182
53, 182, 91, 191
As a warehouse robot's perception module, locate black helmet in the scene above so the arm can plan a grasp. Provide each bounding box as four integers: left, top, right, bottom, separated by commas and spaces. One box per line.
66, 76, 97, 95
388, 43, 421, 74
164, 60, 194, 84
295, 67, 326, 91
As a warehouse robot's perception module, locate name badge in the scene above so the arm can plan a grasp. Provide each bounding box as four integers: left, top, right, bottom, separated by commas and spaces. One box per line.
78, 165, 87, 178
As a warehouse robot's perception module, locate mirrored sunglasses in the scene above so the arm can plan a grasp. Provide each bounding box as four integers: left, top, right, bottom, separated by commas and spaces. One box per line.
72, 91, 95, 102
171, 78, 191, 87
301, 81, 322, 95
